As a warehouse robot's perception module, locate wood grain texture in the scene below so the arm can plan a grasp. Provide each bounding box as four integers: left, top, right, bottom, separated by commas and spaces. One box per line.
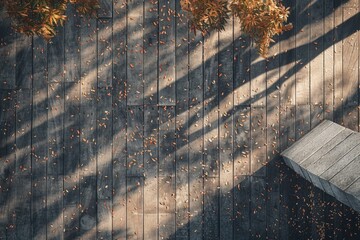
0, 0, 359, 238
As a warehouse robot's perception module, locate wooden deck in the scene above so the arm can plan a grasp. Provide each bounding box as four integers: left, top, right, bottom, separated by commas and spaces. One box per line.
282, 120, 360, 213
0, 0, 359, 239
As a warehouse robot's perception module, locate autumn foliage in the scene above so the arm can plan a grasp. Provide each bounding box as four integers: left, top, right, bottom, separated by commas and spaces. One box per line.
3, 0, 291, 56
3, 0, 99, 40
181, 0, 292, 56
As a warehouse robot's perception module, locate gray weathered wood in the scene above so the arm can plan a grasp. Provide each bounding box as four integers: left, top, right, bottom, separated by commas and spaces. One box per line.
97, 19, 113, 88
234, 106, 251, 176
188, 26, 204, 240
112, 1, 127, 237
219, 17, 234, 240
174, 3, 190, 237
127, 106, 144, 176
46, 176, 63, 240
16, 35, 32, 89
127, 177, 144, 239
97, 87, 113, 199
158, 0, 176, 105
97, 200, 112, 239
144, 106, 159, 239
98, 0, 112, 18
127, 2, 144, 105
15, 89, 32, 174
79, 176, 97, 239
0, 8, 15, 89
32, 36, 48, 240
144, 0, 158, 105
65, 5, 80, 83
234, 176, 251, 239
250, 176, 266, 239
47, 83, 64, 175
281, 121, 360, 215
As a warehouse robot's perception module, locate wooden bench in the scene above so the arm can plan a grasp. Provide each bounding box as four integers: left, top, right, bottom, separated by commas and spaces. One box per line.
281, 120, 360, 212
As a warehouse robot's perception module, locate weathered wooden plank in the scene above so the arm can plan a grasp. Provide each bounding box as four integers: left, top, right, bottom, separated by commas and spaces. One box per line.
127, 177, 144, 239
2, 90, 16, 182
47, 83, 64, 175
234, 106, 250, 176
79, 18, 98, 238
63, 204, 79, 239
250, 176, 267, 239
15, 89, 32, 174
112, 1, 127, 237
144, 0, 158, 104
251, 106, 266, 176
320, 141, 360, 182
202, 30, 220, 240
203, 31, 219, 177
159, 175, 176, 239
346, 178, 360, 212
234, 23, 251, 106
159, 106, 175, 175
97, 19, 113, 88
266, 42, 280, 238
0, 8, 16, 89
143, 16, 158, 105
3, 175, 30, 239
48, 28, 64, 84
175, 3, 189, 238
97, 87, 113, 200
333, 6, 343, 125
188, 27, 204, 240
218, 17, 234, 240
64, 174, 80, 206
301, 128, 352, 168
234, 176, 251, 239
80, 18, 97, 176
342, 7, 359, 131
283, 122, 344, 169
127, 10, 144, 105
295, 0, 310, 105
32, 36, 48, 240
329, 155, 360, 192
159, 106, 176, 238
15, 35, 32, 89
79, 176, 97, 239
279, 0, 296, 108
0, 90, 10, 237
97, 200, 112, 239
324, 0, 335, 120
46, 176, 63, 240
203, 177, 219, 240
63, 82, 80, 207
98, 0, 112, 18
309, 0, 324, 128
143, 106, 158, 239
303, 130, 358, 177
64, 83, 80, 174
127, 106, 144, 176
279, 105, 295, 238
250, 49, 266, 107
65, 5, 81, 83
158, 0, 176, 105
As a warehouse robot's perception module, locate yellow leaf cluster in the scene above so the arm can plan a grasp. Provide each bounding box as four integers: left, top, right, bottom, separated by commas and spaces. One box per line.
3, 0, 100, 40
181, 0, 292, 57
181, 0, 230, 34
231, 0, 292, 56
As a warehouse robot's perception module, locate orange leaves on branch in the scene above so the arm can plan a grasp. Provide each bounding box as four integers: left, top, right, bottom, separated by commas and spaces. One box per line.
181, 0, 230, 34
3, 0, 100, 40
231, 0, 292, 56
181, 0, 292, 57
